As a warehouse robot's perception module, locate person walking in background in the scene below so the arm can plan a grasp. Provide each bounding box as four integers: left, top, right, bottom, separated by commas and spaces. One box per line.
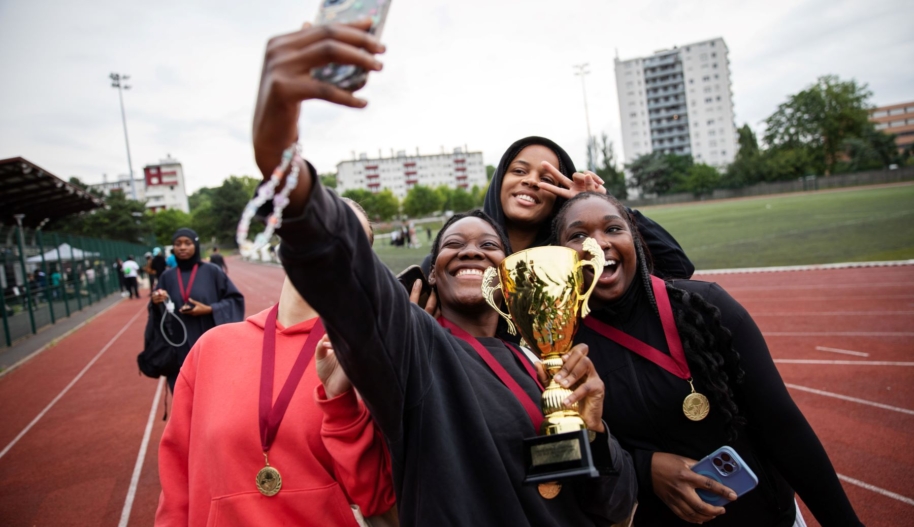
50, 267, 61, 299
151, 248, 167, 291
114, 258, 126, 294
151, 228, 245, 391
165, 250, 177, 270
208, 246, 228, 274
144, 252, 156, 291
122, 255, 140, 299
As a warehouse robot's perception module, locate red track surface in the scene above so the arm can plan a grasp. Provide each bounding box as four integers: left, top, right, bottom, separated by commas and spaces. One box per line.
0, 259, 910, 526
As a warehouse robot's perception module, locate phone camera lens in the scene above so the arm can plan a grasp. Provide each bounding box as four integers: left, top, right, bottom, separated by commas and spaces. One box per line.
721, 453, 732, 462
723, 463, 734, 473
713, 458, 723, 467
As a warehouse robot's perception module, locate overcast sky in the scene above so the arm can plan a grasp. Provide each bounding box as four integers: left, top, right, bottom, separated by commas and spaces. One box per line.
1, 0, 911, 193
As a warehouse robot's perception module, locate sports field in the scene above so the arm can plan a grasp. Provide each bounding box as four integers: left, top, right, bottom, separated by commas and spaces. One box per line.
374, 183, 914, 274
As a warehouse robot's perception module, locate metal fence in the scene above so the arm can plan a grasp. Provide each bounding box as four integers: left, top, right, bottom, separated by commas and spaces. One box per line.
625, 166, 914, 208
1, 226, 152, 347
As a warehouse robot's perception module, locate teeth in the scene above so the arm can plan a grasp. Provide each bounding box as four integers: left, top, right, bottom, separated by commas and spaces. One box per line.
604, 260, 618, 268
516, 194, 535, 204
456, 268, 483, 277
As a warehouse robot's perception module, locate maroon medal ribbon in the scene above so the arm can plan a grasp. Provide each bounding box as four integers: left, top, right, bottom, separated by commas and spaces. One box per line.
437, 316, 544, 430
583, 275, 690, 380
176, 264, 199, 304
260, 304, 326, 453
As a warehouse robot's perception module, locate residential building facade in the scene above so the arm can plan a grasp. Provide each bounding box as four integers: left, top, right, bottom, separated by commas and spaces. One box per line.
89, 175, 147, 201
615, 37, 738, 169
142, 155, 190, 213
336, 147, 486, 199
869, 101, 914, 151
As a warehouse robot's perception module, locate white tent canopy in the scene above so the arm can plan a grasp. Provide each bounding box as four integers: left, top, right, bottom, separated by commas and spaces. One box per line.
26, 243, 100, 263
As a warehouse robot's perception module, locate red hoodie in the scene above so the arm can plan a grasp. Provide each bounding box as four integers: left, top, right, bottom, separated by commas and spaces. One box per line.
156, 308, 395, 526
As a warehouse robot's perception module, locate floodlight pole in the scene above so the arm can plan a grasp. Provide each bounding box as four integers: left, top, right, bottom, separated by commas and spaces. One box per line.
573, 63, 596, 171
110, 73, 138, 201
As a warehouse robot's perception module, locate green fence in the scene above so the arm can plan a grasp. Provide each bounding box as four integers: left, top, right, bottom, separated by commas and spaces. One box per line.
0, 225, 153, 347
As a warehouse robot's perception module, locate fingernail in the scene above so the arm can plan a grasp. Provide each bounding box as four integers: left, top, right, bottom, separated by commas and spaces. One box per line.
357, 99, 368, 107
374, 60, 384, 70
554, 374, 563, 381
563, 398, 571, 406
561, 379, 570, 387
378, 44, 387, 53
729, 492, 736, 499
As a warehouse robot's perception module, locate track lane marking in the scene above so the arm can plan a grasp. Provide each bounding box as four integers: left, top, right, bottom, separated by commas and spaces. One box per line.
119, 376, 165, 527
0, 306, 145, 461
816, 346, 869, 357
785, 384, 914, 416
776, 360, 914, 366
837, 474, 914, 507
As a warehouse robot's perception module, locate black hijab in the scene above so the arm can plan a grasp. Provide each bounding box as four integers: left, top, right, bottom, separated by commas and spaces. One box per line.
482, 136, 576, 249
172, 228, 201, 271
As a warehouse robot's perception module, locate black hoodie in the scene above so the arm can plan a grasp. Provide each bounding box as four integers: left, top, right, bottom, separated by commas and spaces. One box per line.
482, 136, 695, 280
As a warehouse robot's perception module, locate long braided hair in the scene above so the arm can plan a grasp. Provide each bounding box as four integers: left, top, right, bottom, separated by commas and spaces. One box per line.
553, 192, 747, 439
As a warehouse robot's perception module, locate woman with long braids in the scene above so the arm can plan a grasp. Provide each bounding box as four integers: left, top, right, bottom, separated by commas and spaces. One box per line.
554, 192, 862, 526
247, 20, 637, 525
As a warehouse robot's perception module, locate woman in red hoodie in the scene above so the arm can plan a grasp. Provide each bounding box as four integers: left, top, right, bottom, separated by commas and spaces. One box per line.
155, 200, 396, 527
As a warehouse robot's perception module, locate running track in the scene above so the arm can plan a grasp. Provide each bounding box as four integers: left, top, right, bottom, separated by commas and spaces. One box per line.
0, 258, 910, 526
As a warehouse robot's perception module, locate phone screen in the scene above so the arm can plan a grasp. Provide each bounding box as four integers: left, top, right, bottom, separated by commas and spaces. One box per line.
312, 0, 392, 91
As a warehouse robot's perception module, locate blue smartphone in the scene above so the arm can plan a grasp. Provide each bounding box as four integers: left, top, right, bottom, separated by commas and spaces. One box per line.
691, 446, 758, 506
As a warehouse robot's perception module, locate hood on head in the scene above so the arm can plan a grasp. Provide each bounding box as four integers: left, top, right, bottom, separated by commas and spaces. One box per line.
482, 136, 576, 249
171, 227, 201, 269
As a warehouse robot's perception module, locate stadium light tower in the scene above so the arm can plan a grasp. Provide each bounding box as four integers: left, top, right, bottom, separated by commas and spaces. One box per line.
573, 63, 596, 171
110, 73, 138, 201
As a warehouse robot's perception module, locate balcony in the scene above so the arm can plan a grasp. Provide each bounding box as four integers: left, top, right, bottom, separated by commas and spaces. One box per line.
647, 97, 685, 111
366, 173, 380, 180
364, 164, 378, 170
644, 64, 682, 81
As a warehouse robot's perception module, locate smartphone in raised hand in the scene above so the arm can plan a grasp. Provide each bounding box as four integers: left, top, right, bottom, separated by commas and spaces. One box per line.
312, 0, 392, 91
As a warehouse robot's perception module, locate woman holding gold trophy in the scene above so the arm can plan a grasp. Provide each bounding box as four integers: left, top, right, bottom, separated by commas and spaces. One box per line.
554, 192, 863, 526
247, 20, 637, 527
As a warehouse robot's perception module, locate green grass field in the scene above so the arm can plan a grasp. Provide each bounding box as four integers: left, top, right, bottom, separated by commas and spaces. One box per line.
373, 184, 914, 274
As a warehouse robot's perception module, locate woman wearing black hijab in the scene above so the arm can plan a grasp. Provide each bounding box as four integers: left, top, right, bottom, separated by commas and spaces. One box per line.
482, 136, 694, 280
152, 228, 245, 389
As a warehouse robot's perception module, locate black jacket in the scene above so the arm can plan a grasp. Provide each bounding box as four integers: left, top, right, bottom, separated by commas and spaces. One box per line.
277, 176, 638, 527
575, 279, 863, 527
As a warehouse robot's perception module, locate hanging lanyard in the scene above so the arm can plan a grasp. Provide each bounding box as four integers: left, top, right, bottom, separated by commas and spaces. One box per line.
583, 275, 690, 380
438, 317, 544, 430
259, 305, 326, 453
176, 264, 199, 304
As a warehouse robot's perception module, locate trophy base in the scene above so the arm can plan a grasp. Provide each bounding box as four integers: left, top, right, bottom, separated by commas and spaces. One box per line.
523, 429, 600, 484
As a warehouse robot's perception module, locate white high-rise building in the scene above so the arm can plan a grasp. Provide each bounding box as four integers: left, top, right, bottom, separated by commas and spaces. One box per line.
336, 147, 486, 199
142, 155, 190, 213
615, 37, 738, 169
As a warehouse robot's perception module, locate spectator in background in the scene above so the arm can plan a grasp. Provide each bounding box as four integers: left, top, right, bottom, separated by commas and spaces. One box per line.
144, 253, 156, 290
122, 255, 140, 299
208, 247, 227, 274
151, 248, 167, 290
50, 267, 61, 299
166, 250, 177, 270
114, 258, 126, 294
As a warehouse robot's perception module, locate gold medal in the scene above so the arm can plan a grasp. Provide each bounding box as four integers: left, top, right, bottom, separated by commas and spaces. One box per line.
682, 379, 710, 421
256, 452, 282, 496
538, 481, 562, 499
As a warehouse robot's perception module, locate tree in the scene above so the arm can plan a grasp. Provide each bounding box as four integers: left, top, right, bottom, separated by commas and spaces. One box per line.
764, 75, 873, 176
450, 187, 476, 212
683, 164, 720, 197
485, 165, 496, 181
626, 152, 692, 196
366, 189, 400, 221
435, 186, 453, 211
595, 133, 627, 199
203, 175, 262, 246
471, 183, 488, 208
320, 173, 338, 189
722, 124, 764, 188
402, 184, 443, 218
341, 188, 373, 205
151, 208, 193, 246
51, 189, 153, 244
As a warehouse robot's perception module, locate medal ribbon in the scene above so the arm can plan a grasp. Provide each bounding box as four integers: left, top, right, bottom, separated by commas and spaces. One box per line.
176, 264, 199, 304
438, 317, 544, 431
583, 275, 690, 380
259, 304, 326, 453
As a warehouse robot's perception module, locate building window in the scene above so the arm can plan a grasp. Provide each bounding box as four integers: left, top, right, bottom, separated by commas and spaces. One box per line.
703, 75, 710, 81
707, 119, 715, 125
713, 63, 718, 68
700, 53, 708, 60
705, 98, 713, 103
889, 108, 905, 116
891, 120, 905, 127
716, 96, 721, 101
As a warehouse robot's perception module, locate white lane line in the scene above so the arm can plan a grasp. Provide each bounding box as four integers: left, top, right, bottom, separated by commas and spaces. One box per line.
785, 384, 914, 416
816, 346, 869, 357
0, 307, 145, 461
765, 332, 914, 337
776, 360, 914, 366
837, 474, 914, 507
118, 376, 165, 527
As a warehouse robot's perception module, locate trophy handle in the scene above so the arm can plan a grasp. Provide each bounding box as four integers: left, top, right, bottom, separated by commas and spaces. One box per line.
577, 237, 606, 319
482, 266, 517, 336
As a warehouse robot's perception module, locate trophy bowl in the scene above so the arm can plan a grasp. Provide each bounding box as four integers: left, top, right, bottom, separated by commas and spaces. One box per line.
482, 238, 604, 484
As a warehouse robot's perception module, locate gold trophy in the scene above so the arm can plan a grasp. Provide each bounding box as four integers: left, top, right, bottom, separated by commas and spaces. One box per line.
482, 238, 604, 488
